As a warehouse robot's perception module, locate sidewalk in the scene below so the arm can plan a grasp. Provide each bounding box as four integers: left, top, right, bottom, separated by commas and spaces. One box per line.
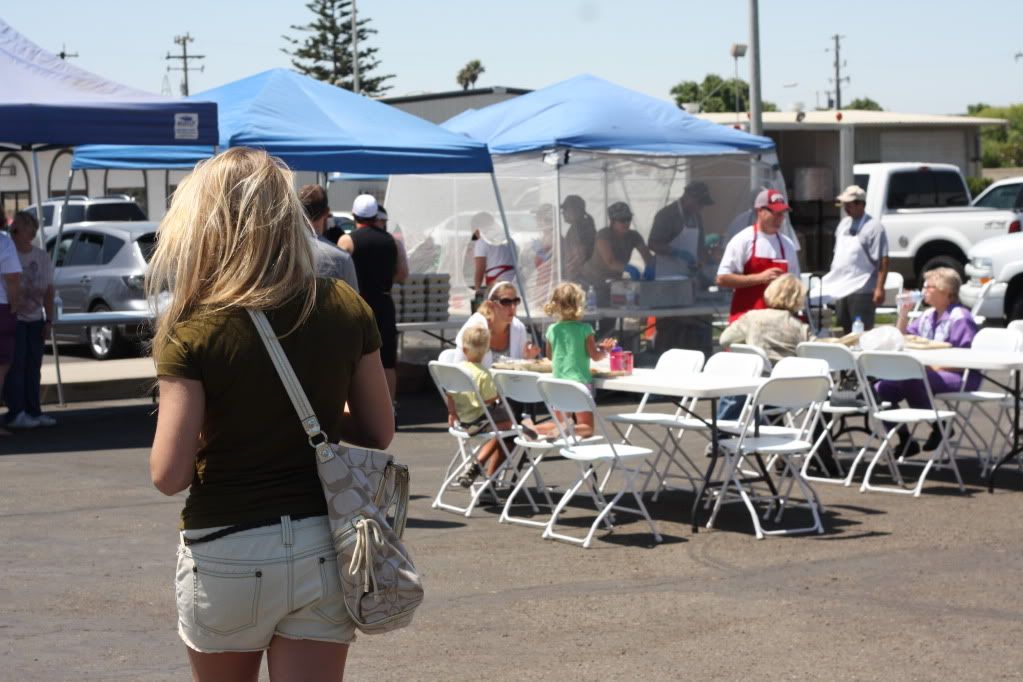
40, 357, 156, 404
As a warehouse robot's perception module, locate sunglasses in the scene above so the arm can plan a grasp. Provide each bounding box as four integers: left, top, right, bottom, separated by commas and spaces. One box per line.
493, 297, 521, 306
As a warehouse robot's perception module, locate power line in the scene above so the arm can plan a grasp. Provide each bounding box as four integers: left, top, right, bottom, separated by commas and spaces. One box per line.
827, 34, 850, 109
165, 33, 205, 96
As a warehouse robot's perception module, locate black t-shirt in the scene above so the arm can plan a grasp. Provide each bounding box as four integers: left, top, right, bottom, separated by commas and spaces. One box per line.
351, 225, 398, 299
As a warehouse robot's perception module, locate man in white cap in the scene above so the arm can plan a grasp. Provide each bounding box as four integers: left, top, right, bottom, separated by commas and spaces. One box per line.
826, 184, 889, 333
342, 194, 408, 416
716, 188, 800, 323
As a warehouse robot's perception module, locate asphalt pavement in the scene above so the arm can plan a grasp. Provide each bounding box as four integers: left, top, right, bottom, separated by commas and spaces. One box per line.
2, 391, 1023, 681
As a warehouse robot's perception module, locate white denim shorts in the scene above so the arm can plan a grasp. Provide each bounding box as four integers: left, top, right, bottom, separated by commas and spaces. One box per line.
176, 514, 357, 653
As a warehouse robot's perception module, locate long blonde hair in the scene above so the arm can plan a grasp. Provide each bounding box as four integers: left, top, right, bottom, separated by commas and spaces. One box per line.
147, 147, 316, 359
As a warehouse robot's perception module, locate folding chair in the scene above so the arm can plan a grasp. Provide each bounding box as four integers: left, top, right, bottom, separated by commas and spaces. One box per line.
491, 370, 602, 529
536, 377, 662, 548
606, 349, 705, 494
853, 352, 965, 497
797, 342, 877, 485
934, 327, 1023, 473
707, 374, 832, 538
1009, 321, 1023, 334
634, 351, 766, 500
428, 361, 520, 517
729, 343, 773, 376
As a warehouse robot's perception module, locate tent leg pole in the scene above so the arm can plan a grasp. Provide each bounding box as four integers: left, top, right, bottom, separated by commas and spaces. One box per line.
50, 169, 75, 408
553, 159, 563, 301
489, 171, 540, 347
31, 149, 45, 248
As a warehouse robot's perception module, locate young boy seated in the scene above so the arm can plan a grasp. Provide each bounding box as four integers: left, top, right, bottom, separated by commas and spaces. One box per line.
445, 325, 514, 487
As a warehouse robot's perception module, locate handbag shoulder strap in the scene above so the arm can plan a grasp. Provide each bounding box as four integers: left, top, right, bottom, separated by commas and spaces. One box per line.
247, 309, 331, 456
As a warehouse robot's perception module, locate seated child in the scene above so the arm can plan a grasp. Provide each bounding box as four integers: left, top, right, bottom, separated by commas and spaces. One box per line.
445, 325, 514, 487
525, 282, 614, 440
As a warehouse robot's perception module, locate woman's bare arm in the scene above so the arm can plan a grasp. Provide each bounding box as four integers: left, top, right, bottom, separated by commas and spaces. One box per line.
339, 350, 395, 450
150, 377, 204, 495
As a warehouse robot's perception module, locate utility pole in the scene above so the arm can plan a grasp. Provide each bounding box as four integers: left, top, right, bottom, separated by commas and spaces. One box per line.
165, 33, 205, 96
57, 43, 78, 60
748, 0, 763, 136
351, 0, 360, 94
828, 34, 850, 109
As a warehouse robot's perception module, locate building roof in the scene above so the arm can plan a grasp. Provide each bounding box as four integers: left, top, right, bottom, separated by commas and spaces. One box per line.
698, 110, 1007, 131
380, 86, 532, 105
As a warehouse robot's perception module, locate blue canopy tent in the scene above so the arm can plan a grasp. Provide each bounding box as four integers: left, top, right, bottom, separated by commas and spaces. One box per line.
387, 74, 788, 314
72, 68, 492, 174
0, 18, 218, 404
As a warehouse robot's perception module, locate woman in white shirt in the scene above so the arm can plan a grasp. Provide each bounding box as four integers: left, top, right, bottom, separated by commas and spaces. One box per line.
0, 227, 23, 437
450, 282, 539, 367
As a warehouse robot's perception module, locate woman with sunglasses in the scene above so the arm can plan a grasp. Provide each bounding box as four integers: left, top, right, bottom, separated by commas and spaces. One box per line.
450, 281, 540, 367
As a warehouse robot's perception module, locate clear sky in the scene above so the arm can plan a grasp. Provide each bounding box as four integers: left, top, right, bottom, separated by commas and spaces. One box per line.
4, 1, 1022, 114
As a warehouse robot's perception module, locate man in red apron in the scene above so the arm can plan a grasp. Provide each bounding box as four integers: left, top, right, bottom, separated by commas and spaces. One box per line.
716, 189, 800, 323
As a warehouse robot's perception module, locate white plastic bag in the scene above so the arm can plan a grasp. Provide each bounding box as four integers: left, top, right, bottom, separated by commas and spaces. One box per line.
858, 325, 905, 352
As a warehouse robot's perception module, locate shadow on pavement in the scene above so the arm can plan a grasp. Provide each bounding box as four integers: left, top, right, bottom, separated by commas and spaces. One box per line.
0, 401, 156, 456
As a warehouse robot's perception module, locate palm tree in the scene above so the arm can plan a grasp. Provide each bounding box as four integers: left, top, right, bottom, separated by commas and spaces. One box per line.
456, 60, 485, 91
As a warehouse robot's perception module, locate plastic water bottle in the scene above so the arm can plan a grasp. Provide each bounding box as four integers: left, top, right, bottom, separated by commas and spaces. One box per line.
585, 285, 597, 313
53, 294, 63, 321
851, 316, 865, 335
625, 286, 638, 309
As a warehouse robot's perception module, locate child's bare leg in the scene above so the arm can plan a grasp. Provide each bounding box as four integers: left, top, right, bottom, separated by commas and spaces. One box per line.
476, 421, 513, 475
530, 411, 566, 437
572, 411, 595, 438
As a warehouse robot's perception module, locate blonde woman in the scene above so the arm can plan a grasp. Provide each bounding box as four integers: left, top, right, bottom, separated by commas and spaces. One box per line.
450, 281, 540, 367
148, 148, 394, 682
719, 273, 812, 364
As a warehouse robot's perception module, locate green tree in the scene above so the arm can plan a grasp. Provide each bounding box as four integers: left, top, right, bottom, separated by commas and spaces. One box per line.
670, 73, 777, 113
282, 0, 393, 95
969, 103, 1023, 168
846, 97, 883, 111
456, 60, 485, 91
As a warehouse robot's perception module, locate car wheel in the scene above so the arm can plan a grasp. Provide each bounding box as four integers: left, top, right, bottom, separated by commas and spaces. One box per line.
918, 254, 965, 282
87, 304, 126, 360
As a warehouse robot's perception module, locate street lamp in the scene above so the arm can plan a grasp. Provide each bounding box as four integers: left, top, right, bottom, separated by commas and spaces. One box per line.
730, 43, 748, 122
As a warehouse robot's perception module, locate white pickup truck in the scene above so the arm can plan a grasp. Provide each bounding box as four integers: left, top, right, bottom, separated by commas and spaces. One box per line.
854, 163, 1021, 284
961, 232, 1023, 322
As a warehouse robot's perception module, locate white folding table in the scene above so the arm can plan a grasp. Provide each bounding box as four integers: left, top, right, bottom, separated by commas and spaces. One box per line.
903, 348, 1023, 491
594, 369, 766, 531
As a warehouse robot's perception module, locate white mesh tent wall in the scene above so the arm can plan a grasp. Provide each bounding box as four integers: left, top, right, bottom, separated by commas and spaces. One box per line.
386, 149, 789, 315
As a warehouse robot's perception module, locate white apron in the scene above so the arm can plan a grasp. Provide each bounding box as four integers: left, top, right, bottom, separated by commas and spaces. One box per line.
655, 203, 700, 277
820, 217, 874, 300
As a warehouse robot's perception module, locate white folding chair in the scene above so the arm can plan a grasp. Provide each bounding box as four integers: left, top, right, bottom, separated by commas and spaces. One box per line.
536, 377, 662, 548
1009, 320, 1023, 334
428, 361, 519, 517
491, 370, 602, 529
606, 349, 705, 494
853, 352, 965, 497
797, 342, 877, 485
934, 327, 1023, 473
706, 375, 832, 538
634, 351, 766, 500
729, 343, 773, 376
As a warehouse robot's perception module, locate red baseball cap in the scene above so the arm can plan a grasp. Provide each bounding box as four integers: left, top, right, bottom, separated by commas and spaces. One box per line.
754, 189, 791, 212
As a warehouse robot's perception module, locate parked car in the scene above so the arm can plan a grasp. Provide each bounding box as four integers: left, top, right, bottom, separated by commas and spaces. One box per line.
972, 176, 1023, 211
323, 211, 355, 243
27, 195, 147, 238
961, 232, 1023, 322
46, 221, 157, 359
854, 163, 1021, 283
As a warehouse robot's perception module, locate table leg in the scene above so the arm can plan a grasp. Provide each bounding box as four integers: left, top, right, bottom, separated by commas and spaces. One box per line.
989, 370, 1022, 492
691, 397, 718, 533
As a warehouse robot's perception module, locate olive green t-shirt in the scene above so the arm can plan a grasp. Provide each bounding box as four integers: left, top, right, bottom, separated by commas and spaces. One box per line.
156, 279, 381, 529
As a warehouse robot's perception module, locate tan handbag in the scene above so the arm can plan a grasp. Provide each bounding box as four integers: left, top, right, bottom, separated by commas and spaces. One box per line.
248, 309, 423, 634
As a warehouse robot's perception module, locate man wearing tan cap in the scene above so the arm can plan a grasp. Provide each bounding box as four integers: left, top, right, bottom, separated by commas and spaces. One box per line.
827, 184, 889, 333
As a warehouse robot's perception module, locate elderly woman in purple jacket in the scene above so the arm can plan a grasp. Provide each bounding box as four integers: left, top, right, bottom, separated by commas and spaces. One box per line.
875, 267, 979, 455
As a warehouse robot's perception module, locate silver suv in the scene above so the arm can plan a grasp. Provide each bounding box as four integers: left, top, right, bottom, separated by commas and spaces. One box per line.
27, 195, 147, 237
46, 222, 157, 359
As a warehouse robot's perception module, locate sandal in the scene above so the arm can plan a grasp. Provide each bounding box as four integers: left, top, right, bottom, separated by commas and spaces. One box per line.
457, 461, 482, 488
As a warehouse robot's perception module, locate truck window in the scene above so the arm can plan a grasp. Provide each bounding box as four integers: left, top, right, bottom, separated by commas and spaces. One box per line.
854, 174, 869, 192
86, 203, 147, 221
886, 170, 970, 210
974, 183, 1023, 210
63, 205, 85, 224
